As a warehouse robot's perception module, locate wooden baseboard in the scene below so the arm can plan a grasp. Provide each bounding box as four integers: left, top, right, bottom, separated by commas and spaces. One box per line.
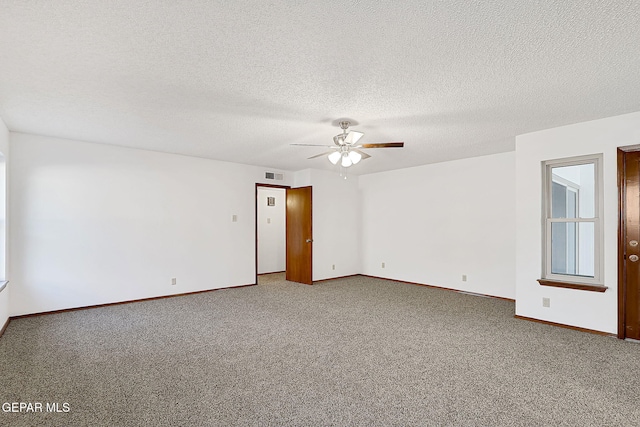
313, 274, 359, 284
514, 315, 615, 337
10, 283, 257, 320
0, 317, 9, 339
360, 274, 515, 302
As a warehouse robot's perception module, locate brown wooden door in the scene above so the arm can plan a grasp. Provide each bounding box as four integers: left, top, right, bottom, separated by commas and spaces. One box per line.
286, 186, 312, 285
620, 149, 640, 339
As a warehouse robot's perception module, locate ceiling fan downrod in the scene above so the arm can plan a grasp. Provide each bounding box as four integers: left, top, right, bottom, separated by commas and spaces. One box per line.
339, 121, 351, 133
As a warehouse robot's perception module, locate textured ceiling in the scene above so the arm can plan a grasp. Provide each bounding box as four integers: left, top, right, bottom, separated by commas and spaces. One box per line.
1, 1, 639, 175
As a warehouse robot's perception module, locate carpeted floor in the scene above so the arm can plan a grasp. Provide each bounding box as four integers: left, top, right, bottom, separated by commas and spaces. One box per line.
1, 274, 639, 426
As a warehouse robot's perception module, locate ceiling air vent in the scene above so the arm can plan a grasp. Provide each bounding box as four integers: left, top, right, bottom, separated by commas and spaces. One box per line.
265, 172, 284, 180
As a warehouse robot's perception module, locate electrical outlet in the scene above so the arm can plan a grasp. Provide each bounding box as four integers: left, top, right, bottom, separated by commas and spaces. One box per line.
267, 218, 271, 224
542, 297, 550, 308
332, 264, 335, 270
232, 215, 238, 222
381, 262, 385, 268
462, 274, 467, 282
171, 278, 177, 286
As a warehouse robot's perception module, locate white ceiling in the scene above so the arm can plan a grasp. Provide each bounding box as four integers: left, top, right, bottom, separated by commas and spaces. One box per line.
1, 1, 639, 175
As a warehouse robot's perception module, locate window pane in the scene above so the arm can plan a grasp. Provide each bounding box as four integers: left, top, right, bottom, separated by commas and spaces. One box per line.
551, 163, 595, 218
551, 222, 595, 277
551, 182, 567, 218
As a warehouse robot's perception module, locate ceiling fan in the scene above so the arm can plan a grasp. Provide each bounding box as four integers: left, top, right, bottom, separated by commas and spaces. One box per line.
291, 121, 404, 168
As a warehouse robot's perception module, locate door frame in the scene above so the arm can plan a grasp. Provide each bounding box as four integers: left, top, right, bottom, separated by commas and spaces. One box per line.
255, 183, 290, 285
617, 146, 640, 339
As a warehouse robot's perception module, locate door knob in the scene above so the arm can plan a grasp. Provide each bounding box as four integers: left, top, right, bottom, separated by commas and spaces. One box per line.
631, 240, 639, 247
630, 255, 639, 262
306, 239, 313, 243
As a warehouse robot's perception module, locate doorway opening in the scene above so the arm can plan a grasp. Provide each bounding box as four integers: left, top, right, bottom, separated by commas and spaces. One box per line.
255, 184, 289, 286
255, 183, 313, 286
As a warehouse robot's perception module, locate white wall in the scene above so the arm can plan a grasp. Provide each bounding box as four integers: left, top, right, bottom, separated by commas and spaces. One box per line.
516, 111, 640, 334
291, 168, 361, 281
0, 117, 8, 329
257, 187, 285, 274
9, 133, 292, 316
359, 152, 516, 299
307, 169, 360, 281
0, 157, 6, 281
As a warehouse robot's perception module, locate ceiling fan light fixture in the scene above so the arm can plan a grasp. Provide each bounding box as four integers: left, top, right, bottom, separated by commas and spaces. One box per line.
328, 151, 341, 165
341, 152, 353, 167
348, 150, 362, 164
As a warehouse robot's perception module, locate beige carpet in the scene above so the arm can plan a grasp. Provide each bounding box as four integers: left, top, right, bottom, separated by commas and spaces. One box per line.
1, 274, 639, 426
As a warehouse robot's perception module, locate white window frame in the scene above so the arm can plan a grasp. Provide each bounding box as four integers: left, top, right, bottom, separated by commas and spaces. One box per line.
542, 154, 603, 285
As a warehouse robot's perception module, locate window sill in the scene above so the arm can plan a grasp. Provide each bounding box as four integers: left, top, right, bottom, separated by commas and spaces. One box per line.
537, 279, 607, 293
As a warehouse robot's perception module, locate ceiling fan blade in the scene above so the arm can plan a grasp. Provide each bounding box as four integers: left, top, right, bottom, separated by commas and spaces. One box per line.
344, 131, 364, 145
352, 149, 371, 159
358, 142, 404, 148
291, 143, 336, 147
307, 150, 337, 159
